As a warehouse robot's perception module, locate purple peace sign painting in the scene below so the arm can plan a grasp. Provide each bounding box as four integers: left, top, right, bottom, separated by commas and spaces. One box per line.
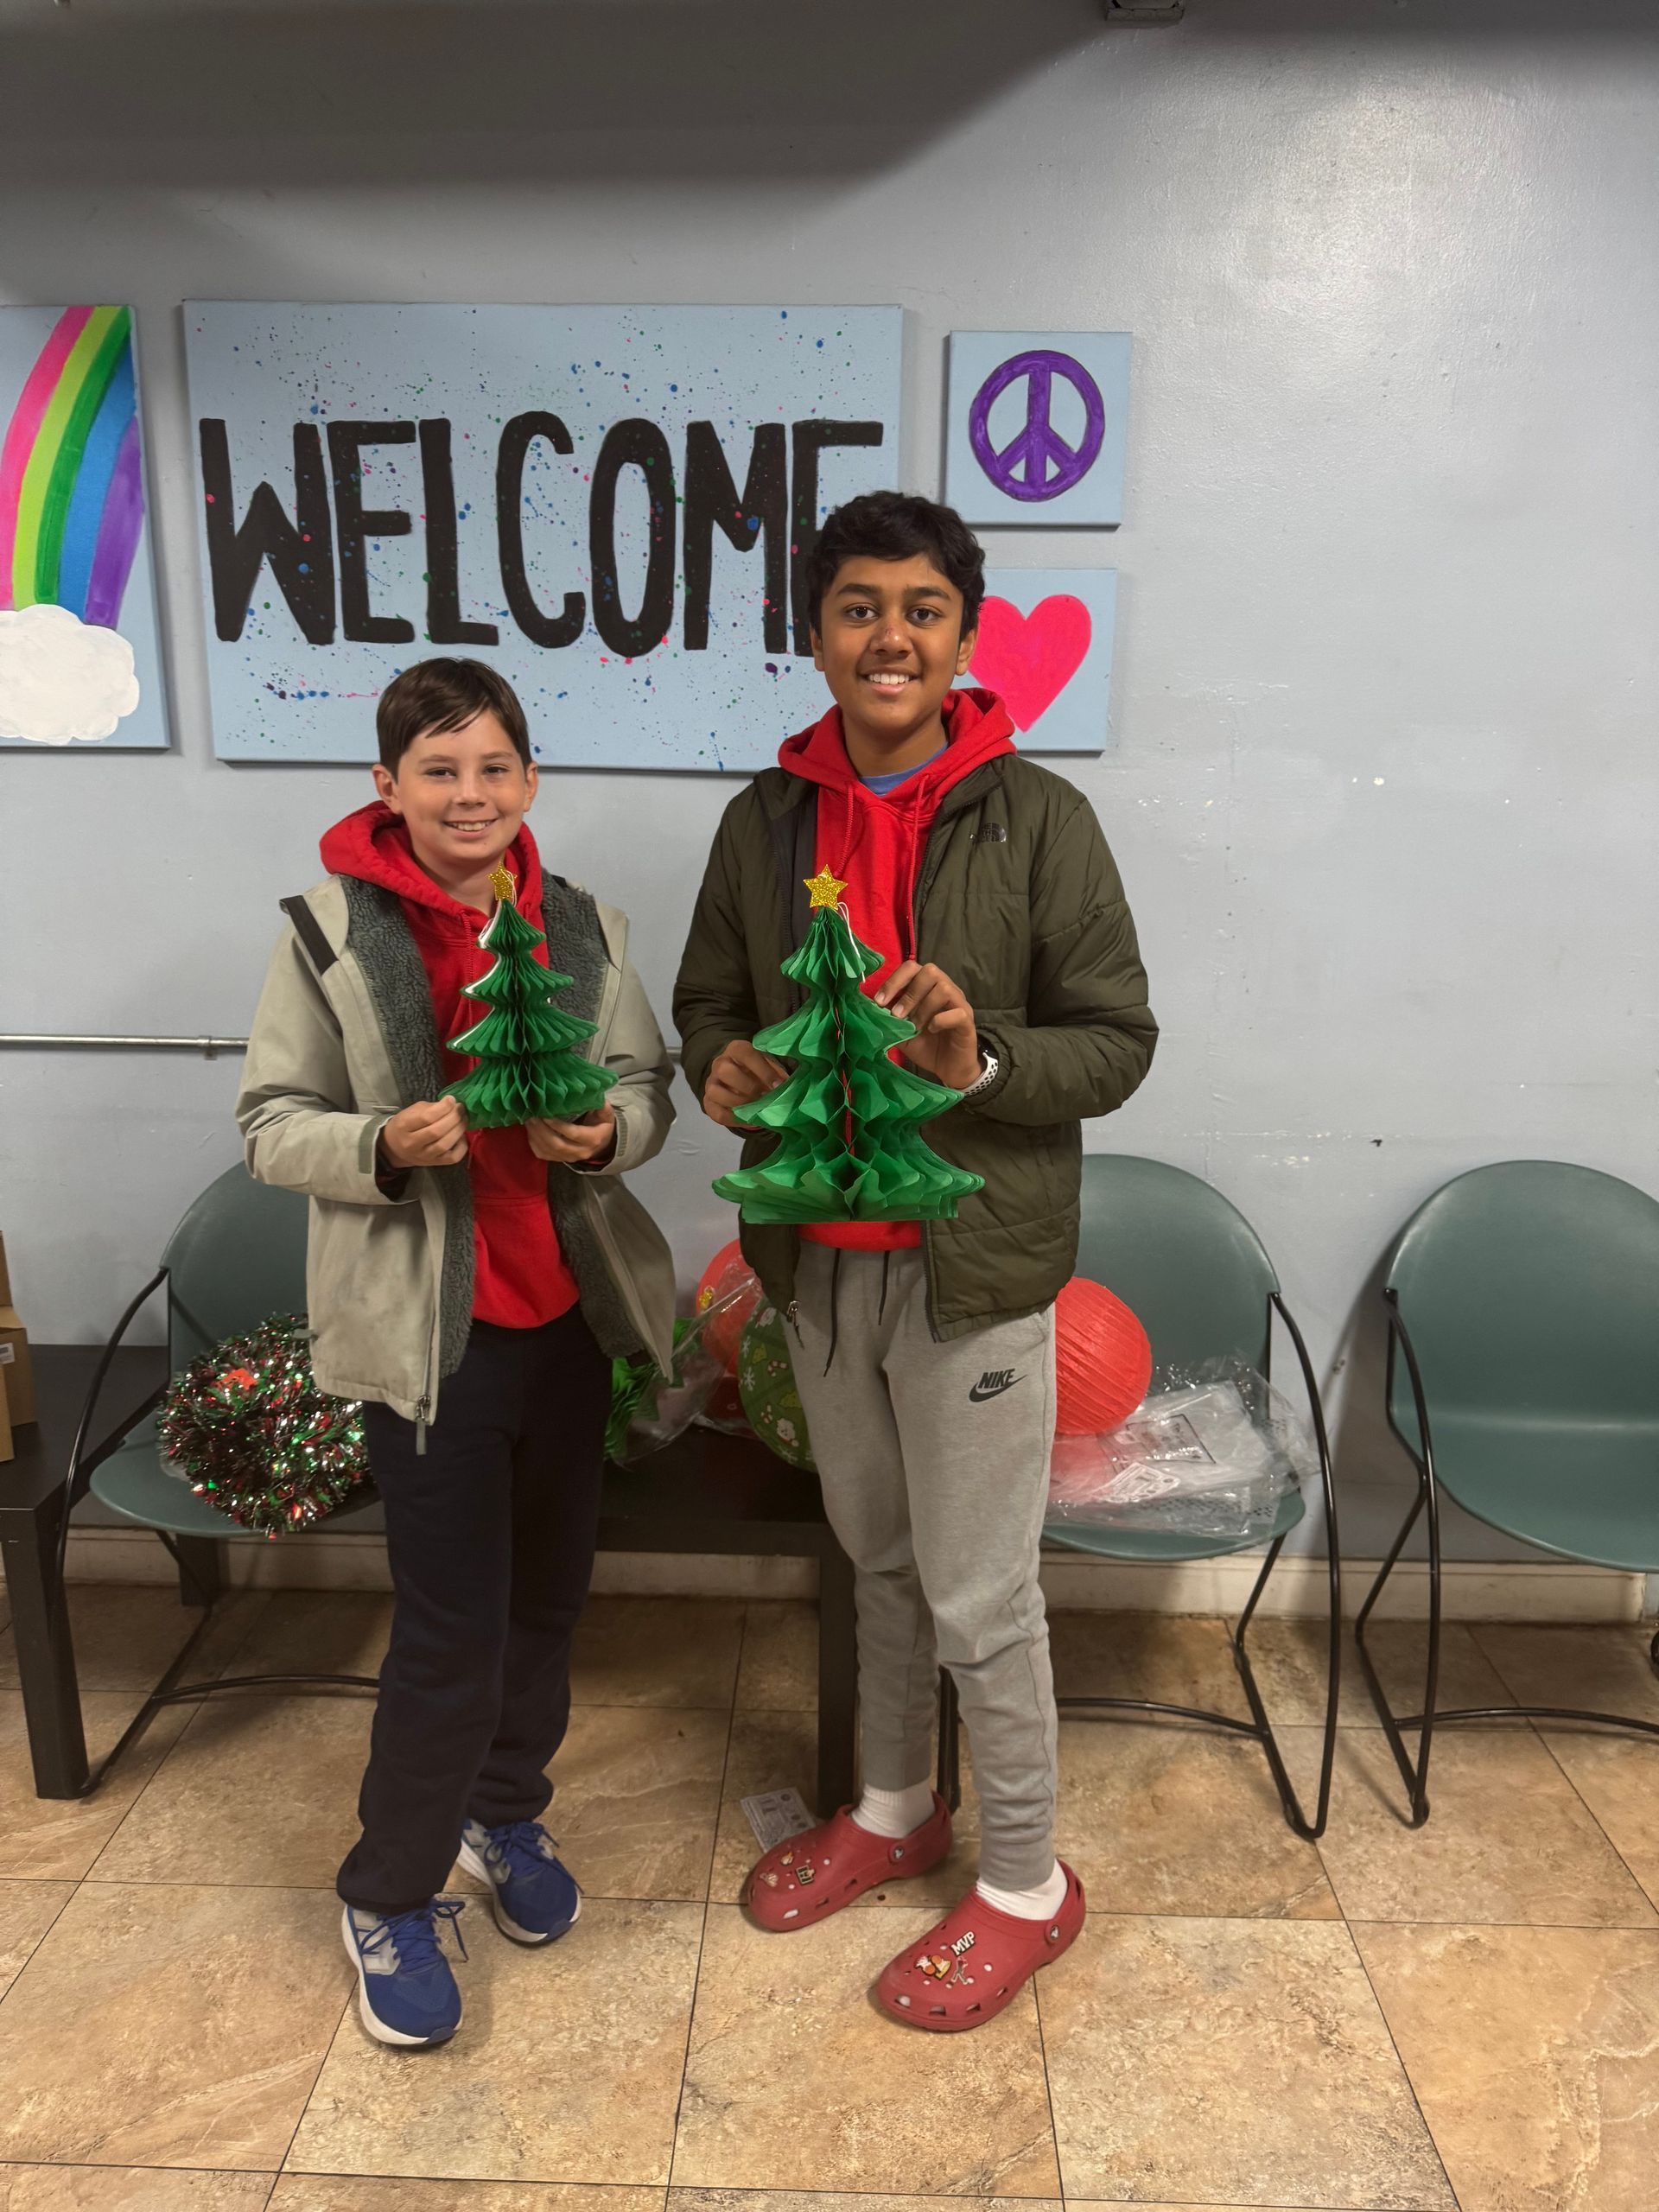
945, 329, 1130, 527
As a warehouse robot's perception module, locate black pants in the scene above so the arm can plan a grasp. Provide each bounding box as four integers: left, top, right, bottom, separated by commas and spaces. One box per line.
336, 1308, 612, 1916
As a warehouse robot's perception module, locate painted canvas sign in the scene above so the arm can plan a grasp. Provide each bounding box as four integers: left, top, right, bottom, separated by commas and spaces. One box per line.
957, 569, 1116, 753
185, 302, 902, 769
944, 331, 1131, 527
0, 305, 168, 748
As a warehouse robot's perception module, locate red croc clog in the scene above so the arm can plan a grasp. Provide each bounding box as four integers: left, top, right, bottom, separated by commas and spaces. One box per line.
746, 1795, 953, 1931
876, 1864, 1086, 2030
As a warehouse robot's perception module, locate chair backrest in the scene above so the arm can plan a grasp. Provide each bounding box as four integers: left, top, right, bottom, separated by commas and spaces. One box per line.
1076, 1154, 1278, 1377
163, 1165, 310, 1369
1385, 1160, 1659, 1429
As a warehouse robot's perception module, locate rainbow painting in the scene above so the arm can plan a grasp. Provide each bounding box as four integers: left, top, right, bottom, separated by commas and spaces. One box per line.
0, 304, 168, 747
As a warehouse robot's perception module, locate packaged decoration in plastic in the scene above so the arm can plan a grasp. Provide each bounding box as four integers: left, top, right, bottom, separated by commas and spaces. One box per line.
1046, 1363, 1312, 1543
606, 1281, 755, 1465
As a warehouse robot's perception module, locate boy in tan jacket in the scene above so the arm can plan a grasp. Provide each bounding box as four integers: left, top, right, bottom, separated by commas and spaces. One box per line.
238, 658, 675, 2049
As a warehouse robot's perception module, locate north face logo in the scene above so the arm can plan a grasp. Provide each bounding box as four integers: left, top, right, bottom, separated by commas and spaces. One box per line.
969, 1369, 1022, 1403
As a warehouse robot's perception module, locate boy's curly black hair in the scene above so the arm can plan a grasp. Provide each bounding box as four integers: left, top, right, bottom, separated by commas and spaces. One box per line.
805, 491, 986, 639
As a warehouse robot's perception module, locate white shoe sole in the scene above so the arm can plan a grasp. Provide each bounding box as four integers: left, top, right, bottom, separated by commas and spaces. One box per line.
340, 1904, 460, 2048
456, 1840, 582, 1946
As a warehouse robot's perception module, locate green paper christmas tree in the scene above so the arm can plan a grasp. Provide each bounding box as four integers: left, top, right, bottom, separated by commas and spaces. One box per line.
713, 868, 984, 1227
444, 866, 616, 1129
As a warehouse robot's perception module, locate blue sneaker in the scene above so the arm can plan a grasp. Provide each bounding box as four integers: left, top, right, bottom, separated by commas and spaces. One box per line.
458, 1817, 582, 1945
341, 1897, 467, 2047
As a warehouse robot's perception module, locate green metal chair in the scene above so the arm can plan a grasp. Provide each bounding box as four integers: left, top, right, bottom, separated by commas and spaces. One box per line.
1357, 1159, 1659, 1825
938, 1153, 1341, 1840
61, 1164, 379, 1789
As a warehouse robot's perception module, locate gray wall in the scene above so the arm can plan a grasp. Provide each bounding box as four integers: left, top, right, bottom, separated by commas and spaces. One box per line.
3, 0, 1656, 1558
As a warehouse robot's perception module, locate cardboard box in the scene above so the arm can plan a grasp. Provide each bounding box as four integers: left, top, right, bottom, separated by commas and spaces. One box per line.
0, 1363, 12, 1465
0, 1233, 35, 1427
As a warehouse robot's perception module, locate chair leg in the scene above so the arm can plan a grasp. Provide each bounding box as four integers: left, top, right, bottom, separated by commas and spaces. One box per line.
1232, 1534, 1339, 1842
173, 1534, 223, 1611
1354, 1478, 1440, 1827
936, 1670, 962, 1813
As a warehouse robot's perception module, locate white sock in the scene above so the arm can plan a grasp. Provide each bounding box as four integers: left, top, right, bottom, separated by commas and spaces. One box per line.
850, 1780, 935, 1839
976, 1861, 1069, 1920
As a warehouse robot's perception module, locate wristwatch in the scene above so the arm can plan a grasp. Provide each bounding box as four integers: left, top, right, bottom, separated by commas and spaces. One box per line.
960, 1049, 1000, 1101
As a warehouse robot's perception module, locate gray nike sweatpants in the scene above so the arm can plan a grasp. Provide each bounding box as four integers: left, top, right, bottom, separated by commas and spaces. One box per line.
789, 1243, 1059, 1888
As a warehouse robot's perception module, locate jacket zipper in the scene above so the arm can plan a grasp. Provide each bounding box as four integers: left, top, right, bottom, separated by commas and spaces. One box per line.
910, 804, 974, 1347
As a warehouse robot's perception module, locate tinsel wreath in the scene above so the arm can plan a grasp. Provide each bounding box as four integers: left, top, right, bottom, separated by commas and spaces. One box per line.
158, 1314, 369, 1538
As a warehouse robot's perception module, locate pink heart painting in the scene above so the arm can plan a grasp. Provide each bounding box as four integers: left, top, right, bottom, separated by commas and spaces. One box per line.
968, 594, 1093, 731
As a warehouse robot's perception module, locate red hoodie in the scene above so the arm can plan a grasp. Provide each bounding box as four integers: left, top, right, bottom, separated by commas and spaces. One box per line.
777, 687, 1017, 1251
319, 803, 582, 1330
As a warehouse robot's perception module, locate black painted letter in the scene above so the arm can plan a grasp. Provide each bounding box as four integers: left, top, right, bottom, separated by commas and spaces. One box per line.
588, 420, 676, 658
327, 421, 416, 645
419, 419, 498, 645
496, 411, 584, 650
682, 423, 788, 652
790, 420, 884, 653
198, 419, 334, 645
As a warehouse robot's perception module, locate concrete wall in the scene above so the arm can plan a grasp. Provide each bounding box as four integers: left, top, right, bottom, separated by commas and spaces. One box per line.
3, 0, 1656, 1557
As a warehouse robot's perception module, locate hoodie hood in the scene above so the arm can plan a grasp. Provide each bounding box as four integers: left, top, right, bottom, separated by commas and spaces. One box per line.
777, 684, 1015, 801
319, 801, 543, 931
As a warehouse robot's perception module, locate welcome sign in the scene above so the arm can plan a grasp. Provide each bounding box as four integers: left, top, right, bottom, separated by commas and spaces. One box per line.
185, 302, 902, 769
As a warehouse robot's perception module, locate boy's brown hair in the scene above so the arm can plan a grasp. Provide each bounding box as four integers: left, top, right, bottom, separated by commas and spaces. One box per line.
376, 658, 531, 771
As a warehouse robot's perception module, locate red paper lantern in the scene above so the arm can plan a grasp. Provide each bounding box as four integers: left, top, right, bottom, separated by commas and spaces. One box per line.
1053, 1275, 1152, 1435
695, 1239, 763, 1375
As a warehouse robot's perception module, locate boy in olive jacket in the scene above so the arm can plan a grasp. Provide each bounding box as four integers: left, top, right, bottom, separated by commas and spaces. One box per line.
674, 493, 1154, 2031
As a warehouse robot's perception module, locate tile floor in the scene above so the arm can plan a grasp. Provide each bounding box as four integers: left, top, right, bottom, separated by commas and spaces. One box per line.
2, 1589, 1658, 2209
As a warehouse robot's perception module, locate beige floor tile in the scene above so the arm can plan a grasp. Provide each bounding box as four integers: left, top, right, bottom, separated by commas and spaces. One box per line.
0, 1882, 345, 2170
215, 1593, 391, 1685
0, 1586, 264, 1696
1357, 1921, 1659, 2212
0, 1882, 73, 1999
0, 1692, 194, 1882
1296, 1726, 1656, 1927
273, 2183, 664, 2211
1040, 1915, 1452, 2208
1243, 1615, 1515, 1727
1055, 1718, 1338, 1919
1472, 1623, 1659, 1724
710, 1711, 980, 1910
1049, 1611, 1248, 1718
493, 1705, 728, 1903
289, 1897, 700, 2185
1541, 1726, 1659, 1906
569, 1598, 742, 1709
0, 2170, 276, 2209
735, 1602, 817, 1711
673, 2198, 1052, 2212
672, 1904, 1059, 2194
89, 1694, 373, 1890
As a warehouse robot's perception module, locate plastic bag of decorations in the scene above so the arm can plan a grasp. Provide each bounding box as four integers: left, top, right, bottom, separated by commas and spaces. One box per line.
1046, 1362, 1312, 1544
606, 1281, 754, 1465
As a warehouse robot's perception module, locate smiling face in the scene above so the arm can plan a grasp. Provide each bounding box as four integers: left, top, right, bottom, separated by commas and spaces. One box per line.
372, 709, 537, 894
811, 554, 978, 773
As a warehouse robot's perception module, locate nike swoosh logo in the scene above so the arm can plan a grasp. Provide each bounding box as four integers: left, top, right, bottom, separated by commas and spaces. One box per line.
968, 1377, 1023, 1403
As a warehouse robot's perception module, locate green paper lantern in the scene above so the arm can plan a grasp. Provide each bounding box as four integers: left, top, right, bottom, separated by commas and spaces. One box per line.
444, 874, 615, 1130
736, 1302, 816, 1471
713, 887, 983, 1228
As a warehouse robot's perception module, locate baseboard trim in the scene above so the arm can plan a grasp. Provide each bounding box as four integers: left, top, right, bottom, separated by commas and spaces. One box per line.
27, 1526, 1649, 1622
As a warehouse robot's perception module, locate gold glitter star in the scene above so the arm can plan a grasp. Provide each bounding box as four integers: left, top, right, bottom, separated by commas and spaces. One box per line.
489, 863, 514, 902
804, 868, 848, 911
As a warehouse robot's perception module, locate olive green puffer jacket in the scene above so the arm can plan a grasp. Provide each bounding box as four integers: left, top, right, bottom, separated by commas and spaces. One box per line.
673, 754, 1156, 1339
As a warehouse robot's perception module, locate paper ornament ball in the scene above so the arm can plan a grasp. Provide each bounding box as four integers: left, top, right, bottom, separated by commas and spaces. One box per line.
1053, 1275, 1152, 1435
695, 1238, 763, 1375
736, 1303, 817, 1471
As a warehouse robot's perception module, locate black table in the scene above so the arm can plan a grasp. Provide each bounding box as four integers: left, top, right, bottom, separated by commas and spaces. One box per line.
1, 1344, 856, 1813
